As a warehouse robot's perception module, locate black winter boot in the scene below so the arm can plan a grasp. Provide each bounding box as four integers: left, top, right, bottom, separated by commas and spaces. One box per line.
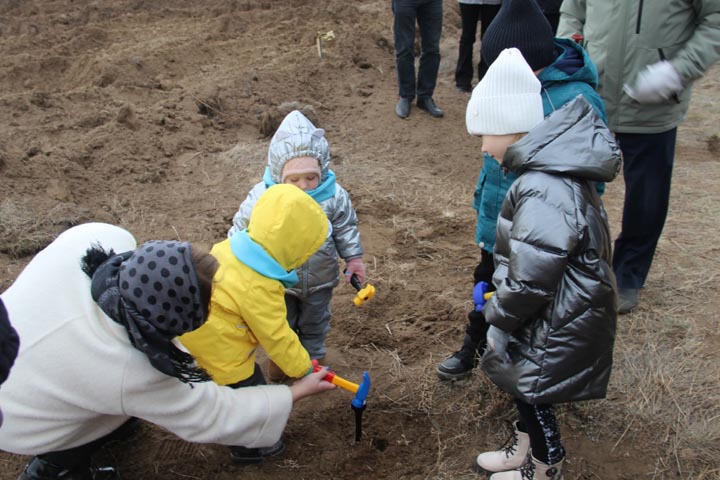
17, 457, 118, 480
436, 337, 477, 381
436, 310, 488, 381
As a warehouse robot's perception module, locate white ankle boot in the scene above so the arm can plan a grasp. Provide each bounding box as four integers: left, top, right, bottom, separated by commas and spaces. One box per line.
489, 454, 564, 480
474, 422, 530, 474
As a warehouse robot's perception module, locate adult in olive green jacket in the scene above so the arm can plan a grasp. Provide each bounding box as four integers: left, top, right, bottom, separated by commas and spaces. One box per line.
558, 0, 720, 313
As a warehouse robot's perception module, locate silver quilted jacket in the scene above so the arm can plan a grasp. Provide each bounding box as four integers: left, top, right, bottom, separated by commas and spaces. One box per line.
228, 181, 363, 297
482, 96, 621, 404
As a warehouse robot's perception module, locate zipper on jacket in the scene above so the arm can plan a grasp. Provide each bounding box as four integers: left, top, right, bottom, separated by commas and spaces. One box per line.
635, 0, 644, 34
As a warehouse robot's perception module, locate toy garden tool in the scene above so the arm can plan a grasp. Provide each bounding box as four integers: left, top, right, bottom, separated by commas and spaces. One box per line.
350, 273, 376, 307
473, 281, 494, 311
312, 359, 371, 442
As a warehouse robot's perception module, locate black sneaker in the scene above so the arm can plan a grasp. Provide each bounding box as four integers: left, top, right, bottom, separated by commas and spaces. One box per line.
230, 439, 286, 464
436, 348, 476, 381
456, 84, 472, 93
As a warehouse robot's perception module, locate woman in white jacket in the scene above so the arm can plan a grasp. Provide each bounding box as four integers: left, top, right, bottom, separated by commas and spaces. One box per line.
0, 222, 332, 480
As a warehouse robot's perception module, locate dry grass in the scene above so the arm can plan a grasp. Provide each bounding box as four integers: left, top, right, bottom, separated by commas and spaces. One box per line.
0, 201, 97, 258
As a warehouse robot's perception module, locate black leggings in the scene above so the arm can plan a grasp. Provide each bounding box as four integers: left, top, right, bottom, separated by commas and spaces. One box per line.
515, 400, 565, 465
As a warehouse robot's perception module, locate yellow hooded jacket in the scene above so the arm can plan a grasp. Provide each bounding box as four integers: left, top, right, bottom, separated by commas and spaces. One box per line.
180, 185, 329, 385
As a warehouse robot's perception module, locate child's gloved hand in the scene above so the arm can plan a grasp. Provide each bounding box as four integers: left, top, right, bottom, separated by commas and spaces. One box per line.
624, 61, 682, 103
487, 326, 510, 363
344, 258, 366, 284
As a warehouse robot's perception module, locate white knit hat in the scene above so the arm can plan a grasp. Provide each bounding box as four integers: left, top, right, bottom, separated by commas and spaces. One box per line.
466, 48, 544, 136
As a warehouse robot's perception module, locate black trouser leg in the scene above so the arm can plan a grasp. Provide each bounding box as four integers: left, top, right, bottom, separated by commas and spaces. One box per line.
22, 419, 137, 479
415, 0, 443, 100
612, 129, 676, 289
476, 4, 501, 81
544, 12, 560, 35
455, 3, 479, 88
41, 418, 138, 469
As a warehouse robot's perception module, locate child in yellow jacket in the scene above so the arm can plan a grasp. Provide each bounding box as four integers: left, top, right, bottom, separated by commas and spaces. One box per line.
180, 183, 330, 463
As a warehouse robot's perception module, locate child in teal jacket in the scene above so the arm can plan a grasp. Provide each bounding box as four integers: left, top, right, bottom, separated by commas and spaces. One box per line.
437, 0, 608, 381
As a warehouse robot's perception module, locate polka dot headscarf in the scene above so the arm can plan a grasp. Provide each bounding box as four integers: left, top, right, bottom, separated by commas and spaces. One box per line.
91, 240, 211, 383
118, 241, 205, 335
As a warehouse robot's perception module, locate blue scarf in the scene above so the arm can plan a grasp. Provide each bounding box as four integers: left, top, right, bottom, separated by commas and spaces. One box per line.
229, 230, 298, 288
263, 167, 337, 203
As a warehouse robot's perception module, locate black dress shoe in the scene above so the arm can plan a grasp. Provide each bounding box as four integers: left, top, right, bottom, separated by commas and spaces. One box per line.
417, 97, 444, 117
395, 98, 411, 119
618, 288, 640, 314
455, 84, 472, 93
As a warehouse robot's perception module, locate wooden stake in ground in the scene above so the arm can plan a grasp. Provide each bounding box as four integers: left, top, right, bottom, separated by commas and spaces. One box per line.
316, 31, 335, 58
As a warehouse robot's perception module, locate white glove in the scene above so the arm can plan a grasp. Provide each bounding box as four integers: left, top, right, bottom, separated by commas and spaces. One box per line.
624, 61, 682, 104
487, 326, 510, 363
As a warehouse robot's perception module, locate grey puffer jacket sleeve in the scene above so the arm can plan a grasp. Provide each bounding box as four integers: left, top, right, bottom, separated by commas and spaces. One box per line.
228, 182, 266, 237
482, 96, 619, 405
289, 183, 363, 296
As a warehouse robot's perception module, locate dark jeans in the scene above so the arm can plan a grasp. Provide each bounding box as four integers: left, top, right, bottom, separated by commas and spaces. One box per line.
612, 129, 677, 289
515, 400, 565, 465
392, 0, 443, 100
454, 3, 501, 88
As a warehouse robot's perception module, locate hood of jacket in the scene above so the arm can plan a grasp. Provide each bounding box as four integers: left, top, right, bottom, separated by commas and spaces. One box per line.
267, 110, 331, 183
246, 184, 329, 272
503, 95, 621, 183
538, 38, 599, 90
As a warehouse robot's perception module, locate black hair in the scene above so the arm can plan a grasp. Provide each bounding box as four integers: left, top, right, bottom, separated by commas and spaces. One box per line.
80, 243, 116, 278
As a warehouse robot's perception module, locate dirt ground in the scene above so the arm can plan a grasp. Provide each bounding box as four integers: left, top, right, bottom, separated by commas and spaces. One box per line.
1, 1, 719, 479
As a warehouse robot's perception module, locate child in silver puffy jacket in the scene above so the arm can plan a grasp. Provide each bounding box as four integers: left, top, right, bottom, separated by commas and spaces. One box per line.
229, 110, 365, 380
465, 48, 620, 480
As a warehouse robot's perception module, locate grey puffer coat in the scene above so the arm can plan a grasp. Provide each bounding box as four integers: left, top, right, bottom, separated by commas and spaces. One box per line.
229, 182, 362, 296
482, 96, 621, 405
